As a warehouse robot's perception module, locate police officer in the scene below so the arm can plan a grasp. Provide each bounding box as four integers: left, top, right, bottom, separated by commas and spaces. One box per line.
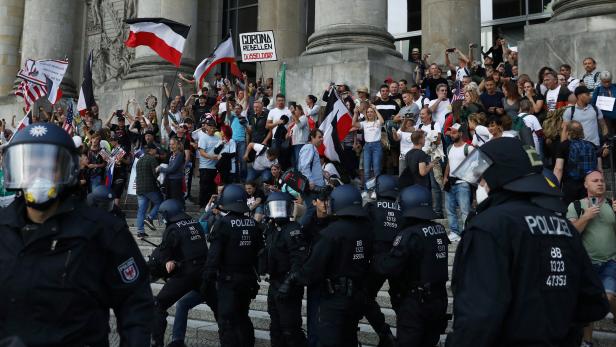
280, 184, 373, 347
152, 198, 218, 347
261, 192, 309, 346
0, 123, 153, 345
86, 184, 126, 220
202, 184, 263, 346
375, 185, 448, 346
446, 137, 609, 346
363, 175, 400, 346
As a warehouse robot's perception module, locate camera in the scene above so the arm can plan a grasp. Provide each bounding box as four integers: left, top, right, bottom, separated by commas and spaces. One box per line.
446, 48, 456, 53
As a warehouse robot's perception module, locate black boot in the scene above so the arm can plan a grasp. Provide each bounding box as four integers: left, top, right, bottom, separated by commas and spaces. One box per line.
377, 324, 396, 347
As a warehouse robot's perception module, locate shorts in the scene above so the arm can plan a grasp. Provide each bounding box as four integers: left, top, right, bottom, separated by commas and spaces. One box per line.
592, 259, 616, 294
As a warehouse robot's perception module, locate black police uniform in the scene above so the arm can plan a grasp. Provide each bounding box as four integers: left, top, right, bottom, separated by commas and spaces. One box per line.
152, 212, 218, 346
376, 220, 449, 346
447, 191, 608, 346
262, 219, 309, 346
0, 196, 154, 346
364, 198, 402, 341
204, 212, 263, 346
294, 218, 373, 347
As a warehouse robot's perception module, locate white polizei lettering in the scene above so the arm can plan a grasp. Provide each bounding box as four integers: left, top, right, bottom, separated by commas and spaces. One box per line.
524, 215, 572, 237
231, 219, 256, 228
422, 224, 447, 237
377, 201, 401, 210
175, 219, 197, 227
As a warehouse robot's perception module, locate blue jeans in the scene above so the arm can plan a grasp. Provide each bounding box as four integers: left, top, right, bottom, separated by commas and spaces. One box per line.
429, 170, 443, 214
445, 182, 471, 235
592, 259, 616, 294
171, 290, 202, 342
136, 191, 163, 232
307, 283, 321, 347
363, 141, 382, 183
246, 166, 273, 182
235, 140, 247, 181
90, 175, 103, 192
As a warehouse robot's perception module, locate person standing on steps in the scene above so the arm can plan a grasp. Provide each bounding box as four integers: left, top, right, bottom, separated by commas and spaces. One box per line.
201, 184, 263, 347
260, 192, 310, 346
152, 199, 218, 347
376, 184, 449, 346
362, 174, 400, 347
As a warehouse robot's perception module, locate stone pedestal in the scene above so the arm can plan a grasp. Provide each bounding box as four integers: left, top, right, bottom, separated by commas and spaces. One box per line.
125, 0, 199, 79
421, 0, 481, 65
20, 0, 77, 96
518, 1, 616, 79
0, 0, 24, 96
284, 47, 415, 104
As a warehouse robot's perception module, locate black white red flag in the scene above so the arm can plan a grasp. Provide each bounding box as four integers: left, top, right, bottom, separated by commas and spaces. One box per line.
193, 34, 242, 89
77, 50, 95, 116
318, 88, 353, 164
124, 18, 190, 67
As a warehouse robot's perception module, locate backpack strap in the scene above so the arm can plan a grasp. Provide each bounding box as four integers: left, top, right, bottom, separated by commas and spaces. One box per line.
573, 200, 583, 219
569, 105, 576, 119
431, 121, 435, 130
594, 71, 601, 83
463, 143, 469, 157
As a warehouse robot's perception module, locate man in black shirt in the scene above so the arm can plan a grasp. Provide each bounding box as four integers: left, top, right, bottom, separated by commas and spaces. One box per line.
480, 78, 505, 117
421, 64, 450, 100
190, 94, 215, 127
248, 100, 271, 145
108, 115, 132, 153
373, 84, 400, 122
401, 130, 433, 188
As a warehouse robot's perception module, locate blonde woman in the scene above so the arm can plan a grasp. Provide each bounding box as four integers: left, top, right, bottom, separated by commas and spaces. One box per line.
468, 112, 490, 146
461, 88, 484, 122
352, 105, 384, 184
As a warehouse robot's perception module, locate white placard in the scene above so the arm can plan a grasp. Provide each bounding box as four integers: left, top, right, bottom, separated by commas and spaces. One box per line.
239, 31, 277, 63
127, 157, 140, 196
596, 96, 615, 112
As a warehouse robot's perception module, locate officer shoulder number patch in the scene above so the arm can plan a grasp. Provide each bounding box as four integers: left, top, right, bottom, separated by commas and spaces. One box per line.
117, 257, 140, 283
393, 235, 402, 247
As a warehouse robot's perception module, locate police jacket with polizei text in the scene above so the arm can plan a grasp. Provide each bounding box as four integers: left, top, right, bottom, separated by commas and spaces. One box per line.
365, 199, 403, 244
296, 218, 373, 285
205, 212, 263, 275
158, 213, 208, 265
447, 192, 609, 347
0, 197, 154, 347
264, 220, 309, 279
374, 220, 449, 295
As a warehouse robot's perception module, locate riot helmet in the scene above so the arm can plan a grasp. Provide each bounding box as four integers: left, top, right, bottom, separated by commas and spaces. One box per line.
375, 174, 399, 199
329, 184, 367, 217
2, 123, 79, 209
265, 191, 294, 220
218, 184, 249, 213
399, 185, 438, 220
451, 137, 558, 196
159, 199, 185, 224
86, 185, 115, 212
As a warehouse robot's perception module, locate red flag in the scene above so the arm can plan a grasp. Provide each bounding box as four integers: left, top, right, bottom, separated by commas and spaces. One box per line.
193, 34, 241, 89
318, 88, 353, 163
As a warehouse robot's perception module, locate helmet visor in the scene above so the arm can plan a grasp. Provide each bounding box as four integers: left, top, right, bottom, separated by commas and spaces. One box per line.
3, 143, 77, 189
266, 200, 290, 219
451, 148, 494, 185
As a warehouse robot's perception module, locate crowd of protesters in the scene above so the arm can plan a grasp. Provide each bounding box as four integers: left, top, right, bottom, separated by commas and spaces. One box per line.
1, 36, 616, 346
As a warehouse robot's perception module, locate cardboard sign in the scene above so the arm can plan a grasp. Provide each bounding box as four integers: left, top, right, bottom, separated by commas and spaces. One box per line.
239, 31, 277, 62
596, 96, 615, 112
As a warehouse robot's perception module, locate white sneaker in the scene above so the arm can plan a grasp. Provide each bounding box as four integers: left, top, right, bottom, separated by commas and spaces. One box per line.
449, 233, 461, 242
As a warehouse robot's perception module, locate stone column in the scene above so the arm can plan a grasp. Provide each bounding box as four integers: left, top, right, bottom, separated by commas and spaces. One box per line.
303, 0, 400, 58
0, 0, 24, 96
20, 0, 77, 96
126, 0, 199, 79
551, 0, 616, 20
258, 0, 307, 84
421, 0, 481, 65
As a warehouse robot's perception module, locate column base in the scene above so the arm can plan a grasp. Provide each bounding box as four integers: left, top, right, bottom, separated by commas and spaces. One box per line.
303, 24, 401, 58
551, 0, 616, 21
284, 47, 414, 104
518, 13, 616, 79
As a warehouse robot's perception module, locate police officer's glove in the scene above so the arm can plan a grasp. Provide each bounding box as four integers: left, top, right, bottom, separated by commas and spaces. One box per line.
276, 272, 299, 301
200, 270, 217, 297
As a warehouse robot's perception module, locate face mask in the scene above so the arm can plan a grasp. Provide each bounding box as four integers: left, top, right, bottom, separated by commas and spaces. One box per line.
476, 183, 489, 204
24, 178, 59, 208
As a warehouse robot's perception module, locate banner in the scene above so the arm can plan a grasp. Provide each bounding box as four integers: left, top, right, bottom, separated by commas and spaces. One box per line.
127, 157, 139, 196
17, 59, 68, 104
239, 31, 277, 62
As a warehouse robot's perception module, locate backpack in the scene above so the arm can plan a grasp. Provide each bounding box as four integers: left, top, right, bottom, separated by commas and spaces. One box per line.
446, 143, 471, 158
512, 114, 536, 147
281, 167, 310, 193
566, 139, 597, 180
542, 107, 567, 141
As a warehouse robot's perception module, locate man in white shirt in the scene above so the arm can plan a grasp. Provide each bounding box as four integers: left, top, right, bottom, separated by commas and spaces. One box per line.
517, 99, 544, 157
266, 93, 292, 149
443, 124, 474, 242
410, 84, 429, 110
417, 107, 444, 217
243, 142, 279, 182
428, 83, 451, 125
560, 64, 579, 92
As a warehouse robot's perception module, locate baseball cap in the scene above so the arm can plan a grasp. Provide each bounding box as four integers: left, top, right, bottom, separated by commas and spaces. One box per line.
204, 118, 217, 127
574, 85, 591, 96
146, 143, 158, 150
